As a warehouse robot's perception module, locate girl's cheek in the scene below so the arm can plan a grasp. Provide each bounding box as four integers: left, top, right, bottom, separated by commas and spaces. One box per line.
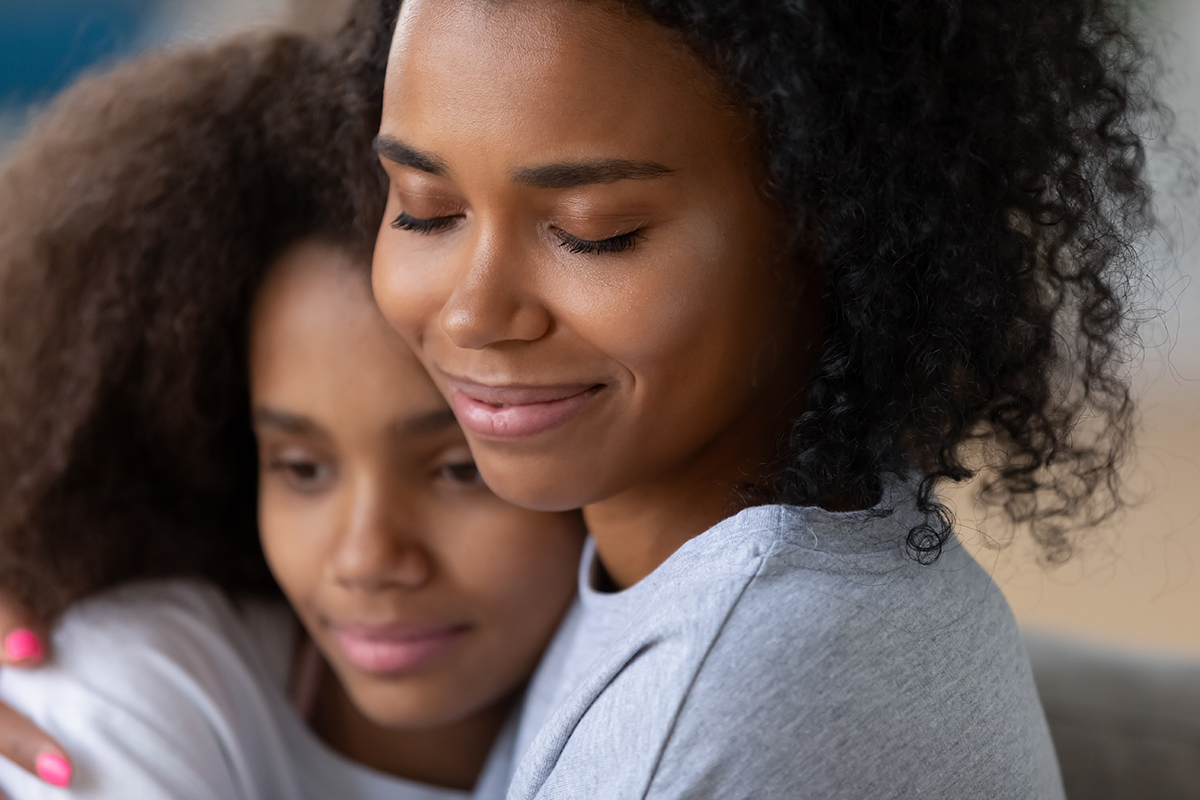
445, 509, 581, 604
259, 501, 326, 601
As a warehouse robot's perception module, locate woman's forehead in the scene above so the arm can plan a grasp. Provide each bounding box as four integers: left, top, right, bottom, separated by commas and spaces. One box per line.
383, 0, 747, 183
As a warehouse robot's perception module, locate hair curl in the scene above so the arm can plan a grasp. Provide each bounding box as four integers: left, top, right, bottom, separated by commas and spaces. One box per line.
0, 32, 385, 621
343, 0, 1154, 562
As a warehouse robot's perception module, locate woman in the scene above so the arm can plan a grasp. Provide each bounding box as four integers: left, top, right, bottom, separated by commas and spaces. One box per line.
364, 0, 1153, 795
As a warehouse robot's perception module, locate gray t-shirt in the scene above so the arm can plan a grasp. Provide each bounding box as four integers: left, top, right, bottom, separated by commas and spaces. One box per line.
509, 484, 1064, 799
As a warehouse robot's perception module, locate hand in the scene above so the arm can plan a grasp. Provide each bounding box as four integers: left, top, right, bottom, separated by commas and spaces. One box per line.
0, 591, 72, 791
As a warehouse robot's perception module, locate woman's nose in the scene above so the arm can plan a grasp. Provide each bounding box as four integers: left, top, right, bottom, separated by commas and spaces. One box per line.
440, 230, 552, 350
330, 484, 432, 591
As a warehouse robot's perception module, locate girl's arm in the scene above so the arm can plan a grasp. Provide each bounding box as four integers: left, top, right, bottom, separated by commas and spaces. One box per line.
0, 594, 73, 790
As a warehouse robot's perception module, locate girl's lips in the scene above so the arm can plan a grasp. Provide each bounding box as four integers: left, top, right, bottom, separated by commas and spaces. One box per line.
331, 622, 468, 675
445, 378, 604, 439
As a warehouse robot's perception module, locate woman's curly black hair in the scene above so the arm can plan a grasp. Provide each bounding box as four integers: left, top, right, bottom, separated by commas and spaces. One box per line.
342, 0, 1153, 563
0, 31, 386, 621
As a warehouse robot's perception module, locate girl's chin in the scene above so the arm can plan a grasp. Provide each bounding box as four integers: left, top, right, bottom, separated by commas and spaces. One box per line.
339, 675, 466, 730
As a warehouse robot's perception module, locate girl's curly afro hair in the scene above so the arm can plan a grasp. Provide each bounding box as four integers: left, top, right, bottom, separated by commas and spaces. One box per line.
343, 0, 1154, 563
0, 31, 386, 621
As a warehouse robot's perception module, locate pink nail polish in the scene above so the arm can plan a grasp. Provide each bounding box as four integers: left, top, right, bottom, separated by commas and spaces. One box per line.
36, 753, 71, 787
4, 629, 43, 662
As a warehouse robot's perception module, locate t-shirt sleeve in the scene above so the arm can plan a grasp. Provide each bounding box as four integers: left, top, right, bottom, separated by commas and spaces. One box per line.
0, 581, 294, 800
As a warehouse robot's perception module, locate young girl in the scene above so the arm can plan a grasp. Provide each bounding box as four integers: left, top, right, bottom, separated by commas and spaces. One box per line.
0, 32, 582, 797
357, 0, 1154, 795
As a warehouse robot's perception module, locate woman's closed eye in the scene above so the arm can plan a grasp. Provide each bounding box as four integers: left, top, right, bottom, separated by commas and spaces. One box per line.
391, 211, 459, 234
554, 228, 644, 256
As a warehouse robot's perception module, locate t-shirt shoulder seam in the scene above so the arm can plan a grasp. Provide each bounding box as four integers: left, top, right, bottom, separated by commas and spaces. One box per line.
638, 542, 776, 797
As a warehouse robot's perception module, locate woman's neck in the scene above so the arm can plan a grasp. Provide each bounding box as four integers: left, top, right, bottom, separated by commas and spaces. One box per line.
582, 404, 789, 590
310, 662, 513, 790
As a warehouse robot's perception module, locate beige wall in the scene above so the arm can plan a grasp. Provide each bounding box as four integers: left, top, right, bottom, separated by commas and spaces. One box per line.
956, 383, 1200, 657
955, 0, 1200, 658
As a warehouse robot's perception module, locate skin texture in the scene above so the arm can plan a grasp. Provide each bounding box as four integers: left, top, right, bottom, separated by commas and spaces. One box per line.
251, 242, 583, 788
373, 0, 816, 588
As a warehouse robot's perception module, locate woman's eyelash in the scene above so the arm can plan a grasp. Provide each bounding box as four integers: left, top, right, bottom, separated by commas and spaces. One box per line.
556, 229, 644, 255
391, 211, 458, 233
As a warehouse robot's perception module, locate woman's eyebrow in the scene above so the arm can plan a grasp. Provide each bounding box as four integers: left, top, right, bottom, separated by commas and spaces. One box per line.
511, 159, 674, 189
372, 133, 673, 190
253, 407, 326, 436
373, 134, 448, 176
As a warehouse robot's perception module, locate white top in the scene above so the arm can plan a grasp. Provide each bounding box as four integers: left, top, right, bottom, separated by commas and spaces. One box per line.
509, 484, 1064, 799
0, 580, 513, 800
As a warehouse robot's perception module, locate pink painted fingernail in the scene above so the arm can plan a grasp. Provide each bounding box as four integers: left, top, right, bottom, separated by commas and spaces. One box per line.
4, 629, 43, 662
36, 753, 71, 787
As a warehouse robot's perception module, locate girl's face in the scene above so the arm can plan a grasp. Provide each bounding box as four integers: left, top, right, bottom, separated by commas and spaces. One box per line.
372, 0, 814, 515
250, 241, 583, 731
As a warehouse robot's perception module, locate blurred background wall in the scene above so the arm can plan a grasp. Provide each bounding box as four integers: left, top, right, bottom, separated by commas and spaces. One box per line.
954, 0, 1200, 659
0, 0, 350, 150
0, 0, 1198, 656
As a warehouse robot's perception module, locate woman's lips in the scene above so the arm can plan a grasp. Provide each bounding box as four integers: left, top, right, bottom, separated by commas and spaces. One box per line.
445, 378, 604, 439
331, 622, 468, 675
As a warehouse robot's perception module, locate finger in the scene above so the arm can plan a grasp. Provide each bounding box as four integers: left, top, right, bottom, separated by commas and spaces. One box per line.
0, 589, 46, 667
0, 701, 71, 787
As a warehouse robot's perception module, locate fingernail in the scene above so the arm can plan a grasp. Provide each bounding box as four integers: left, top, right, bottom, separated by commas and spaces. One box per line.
36, 753, 71, 787
4, 629, 43, 662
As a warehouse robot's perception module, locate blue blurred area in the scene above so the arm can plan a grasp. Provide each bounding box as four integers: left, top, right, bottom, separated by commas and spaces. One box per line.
0, 0, 161, 108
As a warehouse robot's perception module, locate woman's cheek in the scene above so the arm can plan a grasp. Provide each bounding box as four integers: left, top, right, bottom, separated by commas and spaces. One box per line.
372, 229, 443, 350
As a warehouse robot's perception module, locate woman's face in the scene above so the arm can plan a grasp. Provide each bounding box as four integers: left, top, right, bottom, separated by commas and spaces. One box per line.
250, 241, 583, 730
373, 0, 812, 514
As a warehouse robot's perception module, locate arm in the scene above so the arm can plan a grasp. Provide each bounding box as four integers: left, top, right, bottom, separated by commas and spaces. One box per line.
0, 592, 74, 791
0, 581, 289, 800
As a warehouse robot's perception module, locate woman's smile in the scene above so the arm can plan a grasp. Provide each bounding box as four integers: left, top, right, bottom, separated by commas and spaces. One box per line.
444, 376, 607, 439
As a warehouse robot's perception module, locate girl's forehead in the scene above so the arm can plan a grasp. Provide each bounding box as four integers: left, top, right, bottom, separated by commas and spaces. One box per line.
251, 243, 437, 406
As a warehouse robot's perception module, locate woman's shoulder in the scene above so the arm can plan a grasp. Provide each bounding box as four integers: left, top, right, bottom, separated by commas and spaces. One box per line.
710, 495, 1025, 680
679, 483, 1007, 622
649, 505, 1063, 797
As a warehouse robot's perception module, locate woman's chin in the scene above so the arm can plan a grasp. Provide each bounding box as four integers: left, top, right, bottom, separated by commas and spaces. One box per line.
471, 453, 601, 514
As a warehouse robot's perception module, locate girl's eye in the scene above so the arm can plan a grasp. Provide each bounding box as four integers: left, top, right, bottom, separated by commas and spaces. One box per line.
555, 228, 644, 256
440, 460, 485, 487
267, 458, 335, 494
391, 211, 458, 234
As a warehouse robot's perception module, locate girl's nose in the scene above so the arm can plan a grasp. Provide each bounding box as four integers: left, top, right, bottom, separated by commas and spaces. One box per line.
331, 485, 432, 591
440, 232, 552, 350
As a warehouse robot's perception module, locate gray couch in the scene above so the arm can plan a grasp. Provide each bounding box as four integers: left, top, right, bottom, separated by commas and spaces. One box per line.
1025, 633, 1200, 799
